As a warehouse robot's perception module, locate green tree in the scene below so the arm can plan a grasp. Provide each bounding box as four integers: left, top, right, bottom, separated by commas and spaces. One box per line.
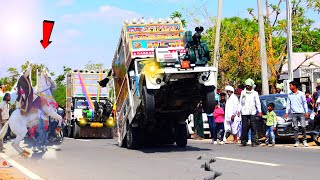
170, 11, 187, 28
53, 84, 66, 108
205, 17, 261, 88
248, 0, 320, 92
84, 61, 104, 71
52, 66, 71, 108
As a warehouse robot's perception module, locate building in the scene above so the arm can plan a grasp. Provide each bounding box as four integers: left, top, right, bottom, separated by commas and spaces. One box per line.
280, 52, 320, 93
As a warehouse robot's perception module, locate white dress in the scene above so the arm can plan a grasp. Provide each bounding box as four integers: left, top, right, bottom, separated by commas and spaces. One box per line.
224, 93, 241, 139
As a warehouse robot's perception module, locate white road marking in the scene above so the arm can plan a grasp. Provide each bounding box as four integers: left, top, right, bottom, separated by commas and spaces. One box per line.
216, 157, 281, 167
64, 137, 91, 142
0, 153, 42, 180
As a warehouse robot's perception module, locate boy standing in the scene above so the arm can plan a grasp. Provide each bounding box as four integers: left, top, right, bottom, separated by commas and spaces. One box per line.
264, 103, 277, 147
285, 81, 309, 147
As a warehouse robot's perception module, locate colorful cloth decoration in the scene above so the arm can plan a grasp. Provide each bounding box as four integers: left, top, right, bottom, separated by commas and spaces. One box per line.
78, 73, 95, 111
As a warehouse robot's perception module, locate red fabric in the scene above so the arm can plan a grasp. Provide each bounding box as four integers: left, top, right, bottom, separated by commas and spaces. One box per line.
28, 125, 38, 138
213, 107, 224, 123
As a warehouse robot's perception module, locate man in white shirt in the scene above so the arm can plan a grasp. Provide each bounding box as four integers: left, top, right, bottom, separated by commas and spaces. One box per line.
224, 85, 240, 143
238, 78, 262, 147
0, 93, 11, 151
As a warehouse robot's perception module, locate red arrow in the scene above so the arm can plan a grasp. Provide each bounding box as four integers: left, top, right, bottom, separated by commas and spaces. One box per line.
40, 20, 55, 49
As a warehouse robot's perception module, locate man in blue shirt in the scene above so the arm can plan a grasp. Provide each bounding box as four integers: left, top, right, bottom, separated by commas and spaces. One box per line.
285, 81, 309, 147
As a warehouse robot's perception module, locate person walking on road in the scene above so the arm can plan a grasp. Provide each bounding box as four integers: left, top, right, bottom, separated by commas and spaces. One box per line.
238, 78, 262, 147
285, 81, 309, 147
0, 93, 11, 152
264, 103, 277, 147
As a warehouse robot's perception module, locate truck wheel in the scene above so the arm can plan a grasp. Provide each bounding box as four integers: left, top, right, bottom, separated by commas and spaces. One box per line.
175, 124, 188, 147
67, 125, 74, 138
73, 123, 80, 139
142, 86, 155, 120
186, 124, 191, 139
127, 124, 139, 149
203, 87, 216, 114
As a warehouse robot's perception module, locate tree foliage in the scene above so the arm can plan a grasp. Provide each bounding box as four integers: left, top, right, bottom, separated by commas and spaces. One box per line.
247, 0, 320, 92
205, 17, 262, 88
84, 61, 104, 71
170, 11, 187, 28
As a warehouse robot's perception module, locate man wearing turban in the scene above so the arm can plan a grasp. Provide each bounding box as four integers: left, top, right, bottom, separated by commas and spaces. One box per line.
238, 78, 262, 147
275, 83, 285, 94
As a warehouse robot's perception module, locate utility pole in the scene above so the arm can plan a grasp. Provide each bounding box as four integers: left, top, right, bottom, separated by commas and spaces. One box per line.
213, 0, 222, 89
286, 0, 293, 81
257, 0, 269, 95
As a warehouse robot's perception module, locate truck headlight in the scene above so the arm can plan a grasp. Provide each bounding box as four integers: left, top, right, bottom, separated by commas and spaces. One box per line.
78, 118, 87, 126
143, 62, 159, 77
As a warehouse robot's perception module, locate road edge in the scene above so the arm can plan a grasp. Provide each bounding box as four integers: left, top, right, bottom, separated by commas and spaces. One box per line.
0, 153, 42, 180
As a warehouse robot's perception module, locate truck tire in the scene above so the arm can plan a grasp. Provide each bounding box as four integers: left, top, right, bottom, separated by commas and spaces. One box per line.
203, 87, 216, 114
73, 123, 80, 139
175, 124, 188, 147
126, 124, 139, 149
67, 124, 74, 138
142, 86, 155, 120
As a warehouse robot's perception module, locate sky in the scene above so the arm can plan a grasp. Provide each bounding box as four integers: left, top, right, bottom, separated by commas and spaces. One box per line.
0, 0, 318, 78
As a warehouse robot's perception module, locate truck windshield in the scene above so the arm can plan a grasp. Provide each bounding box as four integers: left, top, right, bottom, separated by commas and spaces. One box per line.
76, 100, 89, 109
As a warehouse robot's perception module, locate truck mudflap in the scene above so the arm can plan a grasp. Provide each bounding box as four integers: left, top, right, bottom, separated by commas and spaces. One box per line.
76, 126, 113, 138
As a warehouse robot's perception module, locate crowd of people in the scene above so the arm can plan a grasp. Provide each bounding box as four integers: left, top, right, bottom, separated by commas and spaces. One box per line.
192, 78, 320, 147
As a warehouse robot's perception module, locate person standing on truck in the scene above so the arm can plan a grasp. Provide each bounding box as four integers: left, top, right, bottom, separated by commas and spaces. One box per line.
238, 78, 262, 147
285, 81, 309, 147
193, 101, 204, 140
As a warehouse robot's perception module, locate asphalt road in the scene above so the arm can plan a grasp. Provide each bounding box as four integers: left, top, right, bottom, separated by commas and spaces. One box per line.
2, 138, 320, 180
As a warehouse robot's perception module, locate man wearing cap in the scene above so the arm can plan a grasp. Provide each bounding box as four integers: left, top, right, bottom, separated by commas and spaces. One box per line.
238, 78, 262, 147
275, 83, 285, 94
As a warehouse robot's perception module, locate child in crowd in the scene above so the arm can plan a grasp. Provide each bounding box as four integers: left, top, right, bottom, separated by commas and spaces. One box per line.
264, 103, 277, 147
213, 101, 225, 145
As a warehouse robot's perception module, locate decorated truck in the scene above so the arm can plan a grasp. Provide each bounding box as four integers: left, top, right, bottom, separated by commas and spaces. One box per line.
112, 17, 216, 149
65, 70, 114, 138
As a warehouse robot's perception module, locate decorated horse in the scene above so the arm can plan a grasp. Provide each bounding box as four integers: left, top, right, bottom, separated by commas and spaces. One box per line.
0, 67, 62, 157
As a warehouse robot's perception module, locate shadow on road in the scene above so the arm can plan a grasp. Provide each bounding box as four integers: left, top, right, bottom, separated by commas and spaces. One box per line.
139, 144, 212, 154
